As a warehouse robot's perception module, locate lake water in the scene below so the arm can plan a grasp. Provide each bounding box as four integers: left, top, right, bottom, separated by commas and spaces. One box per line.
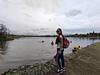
0, 37, 100, 73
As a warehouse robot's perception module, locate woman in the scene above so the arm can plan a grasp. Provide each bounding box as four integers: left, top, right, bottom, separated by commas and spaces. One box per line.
55, 28, 65, 73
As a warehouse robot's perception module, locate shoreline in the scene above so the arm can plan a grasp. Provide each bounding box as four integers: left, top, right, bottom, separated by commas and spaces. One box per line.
1, 42, 100, 75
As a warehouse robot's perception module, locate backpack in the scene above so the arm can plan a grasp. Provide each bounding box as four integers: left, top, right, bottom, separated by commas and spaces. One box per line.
55, 35, 70, 48
63, 37, 70, 48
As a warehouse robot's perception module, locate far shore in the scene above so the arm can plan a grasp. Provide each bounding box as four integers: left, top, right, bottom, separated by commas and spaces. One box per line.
0, 32, 100, 41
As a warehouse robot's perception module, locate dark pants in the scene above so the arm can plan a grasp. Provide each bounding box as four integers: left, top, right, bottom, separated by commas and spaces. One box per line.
56, 48, 65, 70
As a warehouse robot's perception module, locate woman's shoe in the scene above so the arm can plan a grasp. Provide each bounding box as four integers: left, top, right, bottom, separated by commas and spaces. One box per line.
61, 67, 66, 72
56, 69, 63, 74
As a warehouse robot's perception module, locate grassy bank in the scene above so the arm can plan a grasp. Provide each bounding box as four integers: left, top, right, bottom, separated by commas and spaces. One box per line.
0, 36, 14, 41
1, 42, 100, 75
0, 35, 22, 41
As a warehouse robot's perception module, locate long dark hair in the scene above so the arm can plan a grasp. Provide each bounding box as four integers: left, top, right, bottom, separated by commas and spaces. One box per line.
56, 28, 62, 35
55, 28, 63, 44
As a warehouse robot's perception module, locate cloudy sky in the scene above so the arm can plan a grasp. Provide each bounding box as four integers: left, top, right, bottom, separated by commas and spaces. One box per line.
0, 0, 100, 35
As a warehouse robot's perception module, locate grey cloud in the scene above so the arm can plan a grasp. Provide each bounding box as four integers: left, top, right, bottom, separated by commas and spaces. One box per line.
32, 28, 49, 31
24, 13, 32, 17
31, 28, 54, 35
0, 0, 100, 35
23, 0, 57, 13
0, 16, 8, 24
65, 9, 82, 17
2, 0, 9, 2
63, 27, 100, 34
0, 19, 5, 23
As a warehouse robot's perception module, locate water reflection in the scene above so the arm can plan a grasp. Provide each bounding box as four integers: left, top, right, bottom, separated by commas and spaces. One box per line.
0, 41, 8, 55
76, 37, 100, 44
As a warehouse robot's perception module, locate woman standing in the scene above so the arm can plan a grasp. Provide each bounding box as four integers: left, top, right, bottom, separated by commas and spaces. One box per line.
55, 28, 65, 73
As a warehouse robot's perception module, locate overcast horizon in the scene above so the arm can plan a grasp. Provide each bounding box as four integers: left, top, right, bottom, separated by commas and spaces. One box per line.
0, 0, 100, 35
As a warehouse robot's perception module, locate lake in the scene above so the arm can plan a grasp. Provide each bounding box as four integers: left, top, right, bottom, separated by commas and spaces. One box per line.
0, 37, 100, 73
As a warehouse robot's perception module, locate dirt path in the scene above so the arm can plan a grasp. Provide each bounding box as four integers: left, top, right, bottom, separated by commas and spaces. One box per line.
45, 42, 100, 75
